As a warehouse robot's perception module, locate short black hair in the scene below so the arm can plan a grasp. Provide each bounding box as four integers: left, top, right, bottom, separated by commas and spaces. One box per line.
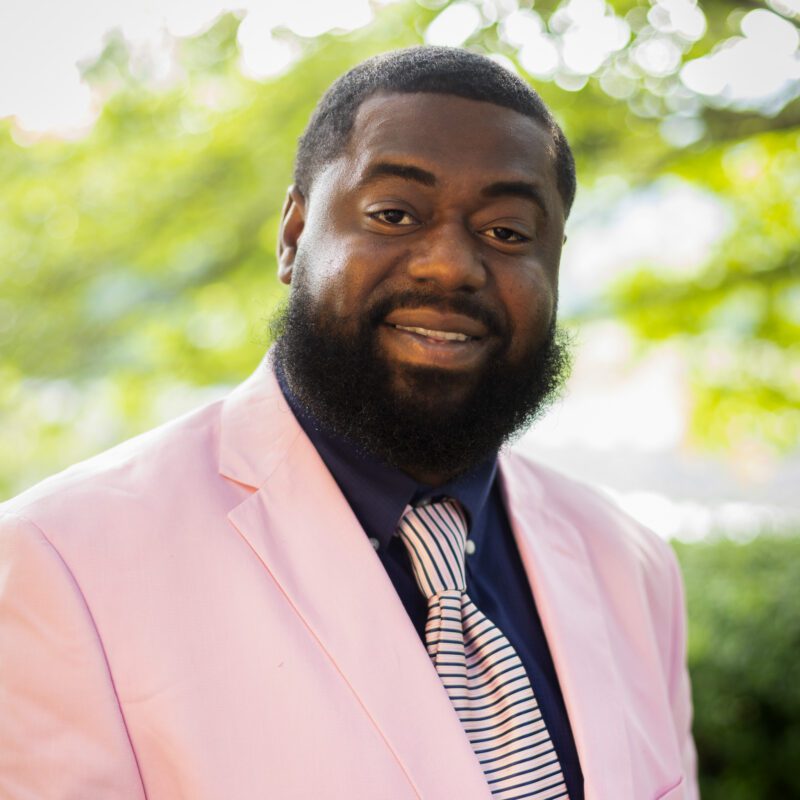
294, 46, 576, 216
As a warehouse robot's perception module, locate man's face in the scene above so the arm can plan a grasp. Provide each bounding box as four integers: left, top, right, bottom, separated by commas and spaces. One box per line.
275, 92, 570, 483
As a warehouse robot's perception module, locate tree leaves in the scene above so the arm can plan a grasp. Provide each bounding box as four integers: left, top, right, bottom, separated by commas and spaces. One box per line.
1, 0, 798, 497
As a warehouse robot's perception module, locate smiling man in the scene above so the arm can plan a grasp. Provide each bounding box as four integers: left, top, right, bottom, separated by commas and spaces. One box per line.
0, 48, 697, 799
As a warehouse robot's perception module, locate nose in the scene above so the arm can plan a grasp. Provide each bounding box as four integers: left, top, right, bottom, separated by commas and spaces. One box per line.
406, 222, 487, 292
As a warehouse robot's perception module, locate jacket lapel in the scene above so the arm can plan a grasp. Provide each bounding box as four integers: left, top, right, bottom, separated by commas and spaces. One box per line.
499, 452, 635, 800
219, 362, 490, 799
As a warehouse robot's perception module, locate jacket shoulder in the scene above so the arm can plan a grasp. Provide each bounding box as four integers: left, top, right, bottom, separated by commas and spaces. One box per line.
0, 395, 227, 542
501, 447, 678, 579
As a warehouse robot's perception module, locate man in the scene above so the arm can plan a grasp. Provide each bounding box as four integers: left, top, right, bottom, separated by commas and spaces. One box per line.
0, 47, 697, 799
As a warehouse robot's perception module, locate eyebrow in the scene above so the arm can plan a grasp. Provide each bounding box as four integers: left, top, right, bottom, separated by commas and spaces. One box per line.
360, 162, 437, 187
359, 161, 548, 216
481, 181, 548, 217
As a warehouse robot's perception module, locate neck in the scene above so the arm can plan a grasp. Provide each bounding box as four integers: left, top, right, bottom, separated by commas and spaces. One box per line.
399, 464, 455, 488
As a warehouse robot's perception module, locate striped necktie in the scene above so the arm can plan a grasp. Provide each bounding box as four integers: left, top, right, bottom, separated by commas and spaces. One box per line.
396, 499, 570, 800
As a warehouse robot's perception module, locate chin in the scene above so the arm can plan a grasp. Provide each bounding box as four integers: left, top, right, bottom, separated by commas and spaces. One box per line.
387, 364, 482, 412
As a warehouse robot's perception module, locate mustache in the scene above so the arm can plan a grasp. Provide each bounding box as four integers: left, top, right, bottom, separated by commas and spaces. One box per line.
367, 290, 508, 338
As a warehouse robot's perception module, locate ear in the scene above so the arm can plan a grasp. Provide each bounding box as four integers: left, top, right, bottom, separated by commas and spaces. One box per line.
277, 185, 307, 285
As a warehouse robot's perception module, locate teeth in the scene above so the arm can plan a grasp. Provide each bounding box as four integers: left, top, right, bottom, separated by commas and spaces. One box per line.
395, 325, 470, 342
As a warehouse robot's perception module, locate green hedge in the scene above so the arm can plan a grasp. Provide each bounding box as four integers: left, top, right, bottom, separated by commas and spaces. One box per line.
674, 535, 800, 799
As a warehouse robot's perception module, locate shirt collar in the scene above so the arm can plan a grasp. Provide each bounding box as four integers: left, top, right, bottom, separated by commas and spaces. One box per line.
274, 361, 497, 550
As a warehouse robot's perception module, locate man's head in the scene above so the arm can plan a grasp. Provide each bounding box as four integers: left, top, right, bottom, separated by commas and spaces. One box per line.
272, 47, 574, 485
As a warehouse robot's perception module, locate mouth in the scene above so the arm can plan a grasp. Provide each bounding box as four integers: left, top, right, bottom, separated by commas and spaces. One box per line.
391, 324, 474, 344
379, 309, 493, 370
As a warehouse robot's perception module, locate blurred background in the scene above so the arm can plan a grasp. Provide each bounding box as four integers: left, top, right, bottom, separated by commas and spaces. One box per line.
1, 0, 798, 795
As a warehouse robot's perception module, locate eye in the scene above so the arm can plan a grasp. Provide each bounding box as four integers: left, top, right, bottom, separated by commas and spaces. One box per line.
483, 226, 530, 244
370, 209, 418, 226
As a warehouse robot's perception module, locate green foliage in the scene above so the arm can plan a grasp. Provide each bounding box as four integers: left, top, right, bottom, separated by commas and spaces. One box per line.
606, 129, 800, 453
675, 535, 800, 799
1, 0, 798, 497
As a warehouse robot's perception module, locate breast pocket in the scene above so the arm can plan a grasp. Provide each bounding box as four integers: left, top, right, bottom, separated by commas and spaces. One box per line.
656, 776, 684, 800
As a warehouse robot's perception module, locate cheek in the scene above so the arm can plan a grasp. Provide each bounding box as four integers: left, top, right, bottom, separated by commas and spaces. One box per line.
501, 272, 557, 342
295, 237, 378, 320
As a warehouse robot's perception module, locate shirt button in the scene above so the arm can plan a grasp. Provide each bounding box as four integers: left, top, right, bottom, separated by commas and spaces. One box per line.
465, 539, 476, 556
369, 537, 380, 551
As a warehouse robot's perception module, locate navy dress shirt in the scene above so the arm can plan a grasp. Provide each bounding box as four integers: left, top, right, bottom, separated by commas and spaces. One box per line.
276, 367, 584, 798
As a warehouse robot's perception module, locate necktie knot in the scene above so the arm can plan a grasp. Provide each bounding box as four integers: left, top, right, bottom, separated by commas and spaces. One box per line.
396, 499, 468, 599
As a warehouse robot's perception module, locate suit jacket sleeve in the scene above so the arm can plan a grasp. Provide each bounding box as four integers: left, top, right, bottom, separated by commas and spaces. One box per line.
0, 512, 146, 800
665, 544, 699, 800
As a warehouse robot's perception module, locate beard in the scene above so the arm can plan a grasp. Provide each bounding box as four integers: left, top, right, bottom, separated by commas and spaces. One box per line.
271, 280, 572, 483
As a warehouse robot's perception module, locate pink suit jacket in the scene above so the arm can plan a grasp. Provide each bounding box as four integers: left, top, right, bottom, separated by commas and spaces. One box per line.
0, 363, 698, 799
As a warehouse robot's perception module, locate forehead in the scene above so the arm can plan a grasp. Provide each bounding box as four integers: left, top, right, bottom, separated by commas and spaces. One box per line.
344, 92, 558, 190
